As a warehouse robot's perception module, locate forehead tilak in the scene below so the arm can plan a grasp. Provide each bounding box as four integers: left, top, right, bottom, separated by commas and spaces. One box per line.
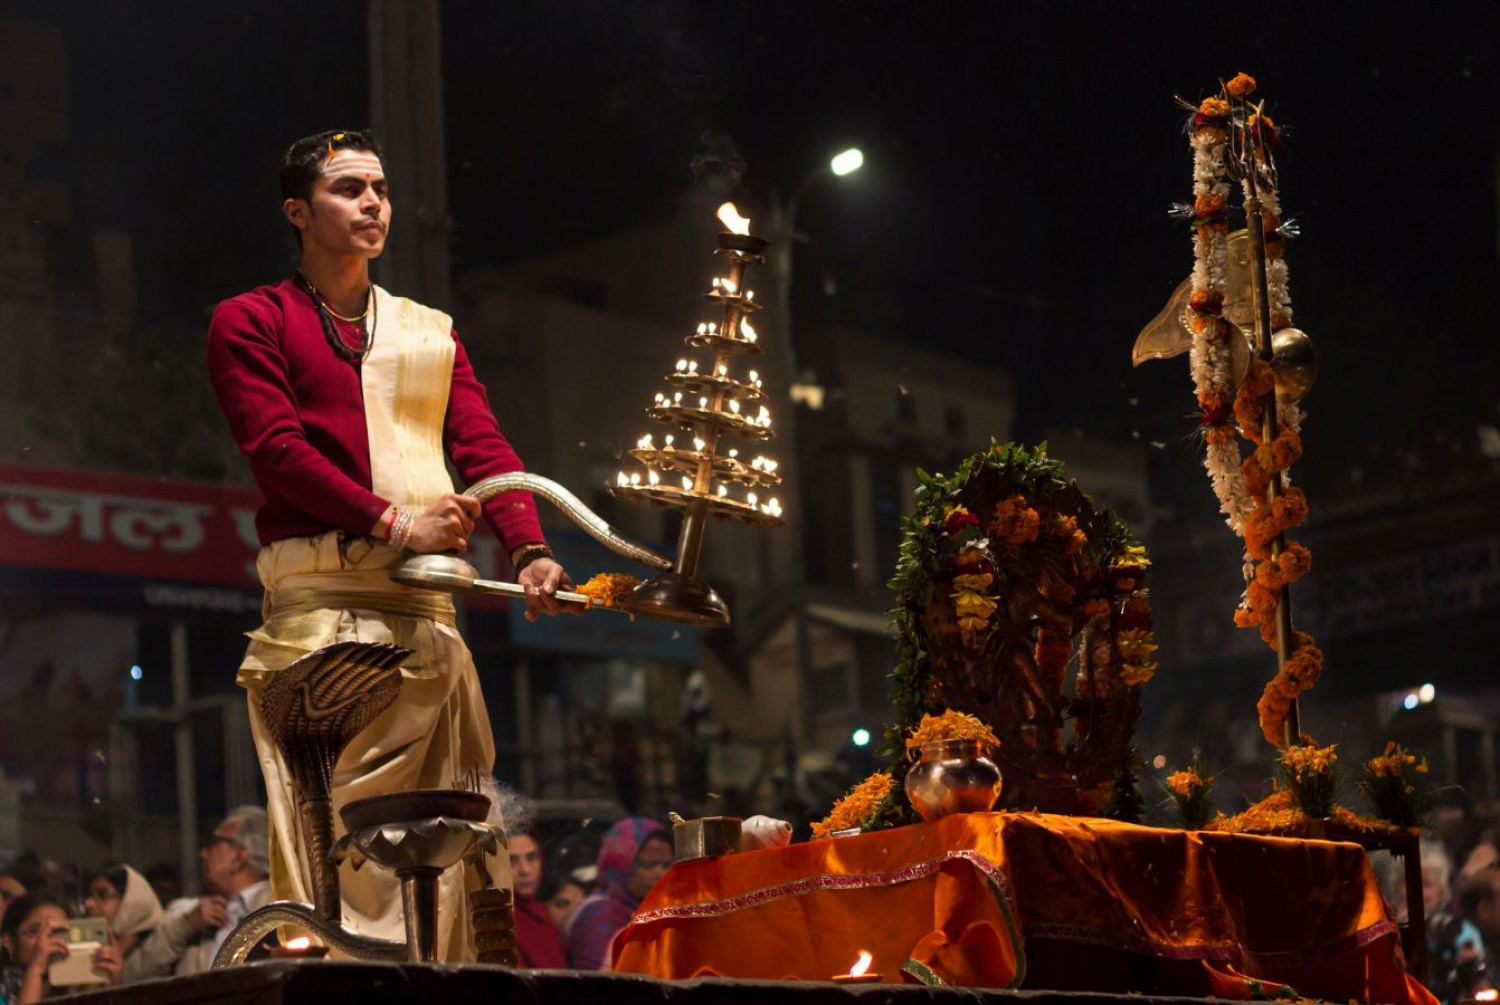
320, 150, 385, 180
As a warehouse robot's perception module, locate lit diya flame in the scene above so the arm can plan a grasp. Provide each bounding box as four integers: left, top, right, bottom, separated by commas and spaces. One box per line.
283, 936, 312, 951
717, 202, 751, 235
1474, 991, 1499, 1002
848, 950, 873, 978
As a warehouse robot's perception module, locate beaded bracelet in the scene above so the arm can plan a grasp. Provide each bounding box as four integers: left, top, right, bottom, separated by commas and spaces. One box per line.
512, 543, 554, 574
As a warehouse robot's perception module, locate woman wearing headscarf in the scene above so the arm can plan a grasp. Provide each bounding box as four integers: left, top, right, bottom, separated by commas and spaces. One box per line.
81, 864, 163, 984
509, 824, 567, 968
565, 817, 670, 971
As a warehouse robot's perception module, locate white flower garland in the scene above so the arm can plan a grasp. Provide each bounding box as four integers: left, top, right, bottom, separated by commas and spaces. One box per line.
1185, 106, 1255, 539
1248, 174, 1304, 439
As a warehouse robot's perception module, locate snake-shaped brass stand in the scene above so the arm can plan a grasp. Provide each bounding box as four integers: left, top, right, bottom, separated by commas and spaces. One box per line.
213, 641, 505, 966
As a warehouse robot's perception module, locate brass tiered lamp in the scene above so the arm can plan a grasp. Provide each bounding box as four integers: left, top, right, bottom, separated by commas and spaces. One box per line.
609, 203, 787, 628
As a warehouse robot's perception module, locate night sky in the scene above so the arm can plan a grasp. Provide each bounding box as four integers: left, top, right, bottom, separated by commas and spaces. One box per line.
6, 0, 1500, 501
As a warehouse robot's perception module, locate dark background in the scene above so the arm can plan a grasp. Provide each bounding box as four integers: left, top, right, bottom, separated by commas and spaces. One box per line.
4, 0, 1498, 492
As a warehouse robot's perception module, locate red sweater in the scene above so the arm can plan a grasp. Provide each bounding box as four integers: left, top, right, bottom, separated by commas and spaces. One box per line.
207, 279, 545, 551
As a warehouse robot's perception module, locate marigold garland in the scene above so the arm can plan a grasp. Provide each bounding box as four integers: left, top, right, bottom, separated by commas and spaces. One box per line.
1179, 73, 1320, 749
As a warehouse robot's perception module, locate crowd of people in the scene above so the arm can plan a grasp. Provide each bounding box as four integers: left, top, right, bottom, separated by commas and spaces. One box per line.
6, 796, 1500, 999
1374, 826, 1500, 1004
0, 805, 272, 1001
0, 798, 677, 999
504, 812, 672, 971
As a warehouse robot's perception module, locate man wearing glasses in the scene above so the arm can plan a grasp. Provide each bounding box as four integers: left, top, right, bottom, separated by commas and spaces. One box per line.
131, 807, 271, 976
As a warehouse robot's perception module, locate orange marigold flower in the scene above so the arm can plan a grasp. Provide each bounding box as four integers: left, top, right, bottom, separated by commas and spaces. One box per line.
1199, 97, 1231, 119
1166, 770, 1203, 799
1226, 72, 1258, 98
1194, 193, 1226, 214
811, 772, 894, 838
1081, 599, 1112, 620
991, 495, 1041, 544
576, 572, 642, 609
906, 710, 1001, 752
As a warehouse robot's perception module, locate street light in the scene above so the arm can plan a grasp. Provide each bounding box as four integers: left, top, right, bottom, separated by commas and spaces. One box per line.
830, 148, 865, 177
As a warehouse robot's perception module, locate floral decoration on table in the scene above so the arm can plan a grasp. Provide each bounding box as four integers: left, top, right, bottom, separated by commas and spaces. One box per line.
1209, 741, 1427, 838
871, 442, 1154, 824
810, 771, 894, 839
904, 710, 1000, 756
1276, 742, 1338, 819
1165, 753, 1222, 830
815, 711, 1004, 835
1358, 742, 1433, 830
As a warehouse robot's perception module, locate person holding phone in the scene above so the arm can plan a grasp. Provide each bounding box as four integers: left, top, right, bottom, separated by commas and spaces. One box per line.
80, 864, 164, 983
0, 892, 121, 1002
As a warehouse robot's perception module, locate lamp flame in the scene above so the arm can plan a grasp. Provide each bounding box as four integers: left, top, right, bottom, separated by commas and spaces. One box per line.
717, 202, 751, 235
848, 951, 873, 977
1475, 992, 1499, 1002
284, 936, 313, 951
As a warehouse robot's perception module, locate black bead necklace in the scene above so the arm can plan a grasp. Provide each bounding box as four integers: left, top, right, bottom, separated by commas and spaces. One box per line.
294, 271, 376, 363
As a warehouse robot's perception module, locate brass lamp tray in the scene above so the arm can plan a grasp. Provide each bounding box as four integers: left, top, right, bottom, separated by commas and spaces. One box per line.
663, 372, 766, 402
611, 484, 786, 527
627, 448, 782, 488
684, 332, 765, 354
646, 405, 772, 439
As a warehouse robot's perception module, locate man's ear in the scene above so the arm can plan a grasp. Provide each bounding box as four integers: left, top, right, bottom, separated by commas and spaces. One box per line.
283, 198, 310, 232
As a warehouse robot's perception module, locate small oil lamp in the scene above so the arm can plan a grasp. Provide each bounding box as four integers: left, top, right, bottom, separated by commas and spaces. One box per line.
832, 949, 880, 984
266, 935, 329, 960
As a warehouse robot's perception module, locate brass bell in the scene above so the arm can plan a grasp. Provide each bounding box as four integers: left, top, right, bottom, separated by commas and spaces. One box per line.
1270, 327, 1317, 403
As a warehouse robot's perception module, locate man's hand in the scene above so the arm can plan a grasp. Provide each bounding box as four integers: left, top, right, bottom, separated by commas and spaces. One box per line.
188, 895, 229, 933
516, 556, 577, 622
408, 494, 482, 553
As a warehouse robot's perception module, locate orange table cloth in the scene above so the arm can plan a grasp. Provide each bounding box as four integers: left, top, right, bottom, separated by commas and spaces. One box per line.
613, 812, 1435, 1005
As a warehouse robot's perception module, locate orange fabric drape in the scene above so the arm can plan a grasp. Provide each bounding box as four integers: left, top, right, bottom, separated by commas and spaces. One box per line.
612, 812, 1434, 1005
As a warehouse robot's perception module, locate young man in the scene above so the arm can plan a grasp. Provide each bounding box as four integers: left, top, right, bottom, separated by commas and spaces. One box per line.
207, 129, 572, 961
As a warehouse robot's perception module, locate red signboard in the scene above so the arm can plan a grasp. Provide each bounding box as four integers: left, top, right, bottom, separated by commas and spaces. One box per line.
0, 462, 266, 588
0, 462, 512, 594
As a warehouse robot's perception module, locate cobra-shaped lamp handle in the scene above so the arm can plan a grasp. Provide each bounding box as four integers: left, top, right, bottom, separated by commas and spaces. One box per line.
463, 472, 672, 571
